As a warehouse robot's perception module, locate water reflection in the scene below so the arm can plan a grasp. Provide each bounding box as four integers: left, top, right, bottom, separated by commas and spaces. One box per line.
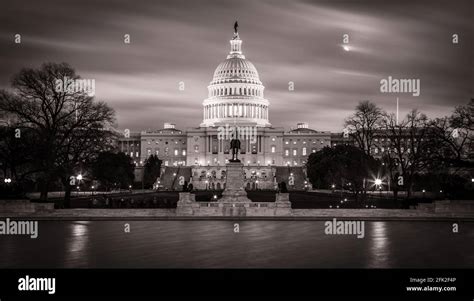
65, 221, 90, 267
1, 221, 472, 268
369, 221, 389, 268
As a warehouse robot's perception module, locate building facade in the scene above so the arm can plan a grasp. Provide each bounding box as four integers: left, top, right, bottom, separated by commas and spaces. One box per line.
118, 27, 343, 190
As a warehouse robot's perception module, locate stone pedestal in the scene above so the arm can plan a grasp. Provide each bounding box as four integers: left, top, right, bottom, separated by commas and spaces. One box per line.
275, 193, 292, 216
176, 192, 198, 215
219, 162, 251, 203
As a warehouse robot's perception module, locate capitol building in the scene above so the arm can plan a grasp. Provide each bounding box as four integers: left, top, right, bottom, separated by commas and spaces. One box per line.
119, 25, 348, 190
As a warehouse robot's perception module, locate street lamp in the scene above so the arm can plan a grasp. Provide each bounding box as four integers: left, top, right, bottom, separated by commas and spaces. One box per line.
4, 178, 12, 184
75, 174, 83, 196
374, 178, 382, 198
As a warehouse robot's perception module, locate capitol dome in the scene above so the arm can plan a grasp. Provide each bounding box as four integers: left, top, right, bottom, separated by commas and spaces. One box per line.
201, 24, 271, 128
211, 57, 261, 85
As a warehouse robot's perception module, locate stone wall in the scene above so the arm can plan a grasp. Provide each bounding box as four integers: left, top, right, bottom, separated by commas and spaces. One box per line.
0, 199, 54, 213
176, 192, 291, 216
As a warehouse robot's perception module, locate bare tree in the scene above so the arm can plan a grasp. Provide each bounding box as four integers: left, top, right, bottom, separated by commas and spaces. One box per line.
344, 100, 384, 156
0, 62, 115, 202
381, 109, 432, 198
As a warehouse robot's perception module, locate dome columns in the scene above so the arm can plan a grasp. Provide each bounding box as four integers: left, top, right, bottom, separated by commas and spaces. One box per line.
202, 101, 270, 126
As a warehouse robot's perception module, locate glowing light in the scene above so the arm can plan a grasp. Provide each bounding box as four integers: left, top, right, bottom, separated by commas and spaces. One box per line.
343, 45, 350, 51
76, 174, 83, 181
374, 178, 382, 186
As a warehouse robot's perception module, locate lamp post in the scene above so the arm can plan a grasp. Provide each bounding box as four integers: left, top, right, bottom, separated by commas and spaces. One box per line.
375, 178, 382, 198
76, 174, 83, 196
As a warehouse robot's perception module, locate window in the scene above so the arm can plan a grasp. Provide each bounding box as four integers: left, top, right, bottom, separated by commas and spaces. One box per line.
174, 149, 178, 156
302, 147, 307, 156
293, 149, 297, 156
285, 141, 289, 145
285, 149, 289, 156
182, 149, 186, 156
271, 146, 276, 153
194, 145, 199, 153
135, 152, 139, 157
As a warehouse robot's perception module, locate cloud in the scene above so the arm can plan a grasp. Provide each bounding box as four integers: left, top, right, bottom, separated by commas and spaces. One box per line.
0, 0, 471, 132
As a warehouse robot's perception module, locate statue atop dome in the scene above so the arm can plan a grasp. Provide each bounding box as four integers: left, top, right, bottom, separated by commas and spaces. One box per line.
233, 21, 239, 39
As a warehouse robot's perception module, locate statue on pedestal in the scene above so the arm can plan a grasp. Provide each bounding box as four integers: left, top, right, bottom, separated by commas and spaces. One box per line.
230, 138, 241, 162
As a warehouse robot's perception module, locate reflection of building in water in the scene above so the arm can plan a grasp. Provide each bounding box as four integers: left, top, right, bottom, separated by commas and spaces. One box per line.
117, 25, 352, 190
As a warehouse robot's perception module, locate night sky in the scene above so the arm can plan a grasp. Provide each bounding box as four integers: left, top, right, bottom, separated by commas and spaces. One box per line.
0, 0, 472, 132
